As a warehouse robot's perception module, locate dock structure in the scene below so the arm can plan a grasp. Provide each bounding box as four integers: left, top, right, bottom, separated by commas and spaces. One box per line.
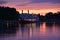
19, 10, 39, 23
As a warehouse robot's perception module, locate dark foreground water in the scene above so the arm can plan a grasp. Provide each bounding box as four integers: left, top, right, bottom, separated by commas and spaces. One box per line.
0, 21, 60, 40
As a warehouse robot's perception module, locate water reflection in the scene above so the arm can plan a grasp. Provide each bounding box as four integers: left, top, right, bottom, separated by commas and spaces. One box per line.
0, 20, 18, 40
0, 21, 60, 40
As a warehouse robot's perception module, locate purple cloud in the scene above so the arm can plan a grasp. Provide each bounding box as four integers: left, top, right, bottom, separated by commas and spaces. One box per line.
30, 0, 60, 4
0, 0, 7, 4
16, 0, 60, 6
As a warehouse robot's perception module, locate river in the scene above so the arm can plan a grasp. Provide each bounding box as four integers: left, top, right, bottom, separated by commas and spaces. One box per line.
0, 22, 60, 40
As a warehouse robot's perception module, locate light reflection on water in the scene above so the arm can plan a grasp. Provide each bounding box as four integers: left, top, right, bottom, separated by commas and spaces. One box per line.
0, 21, 60, 40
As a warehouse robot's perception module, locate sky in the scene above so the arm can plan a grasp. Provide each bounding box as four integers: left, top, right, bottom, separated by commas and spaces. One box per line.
0, 0, 60, 15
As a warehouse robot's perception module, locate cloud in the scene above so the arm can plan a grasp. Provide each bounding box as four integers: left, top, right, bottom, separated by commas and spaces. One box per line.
16, 3, 29, 6
16, 0, 60, 7
16, 0, 30, 6
30, 0, 60, 4
0, 0, 7, 4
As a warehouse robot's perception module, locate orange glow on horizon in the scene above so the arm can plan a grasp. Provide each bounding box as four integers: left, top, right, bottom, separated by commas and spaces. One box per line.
17, 9, 60, 15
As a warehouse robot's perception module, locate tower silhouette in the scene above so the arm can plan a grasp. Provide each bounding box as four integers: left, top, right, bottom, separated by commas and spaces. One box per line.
28, 10, 29, 14
22, 10, 23, 14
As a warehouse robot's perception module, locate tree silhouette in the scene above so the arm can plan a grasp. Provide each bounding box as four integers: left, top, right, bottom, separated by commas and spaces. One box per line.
45, 12, 54, 22
0, 6, 19, 20
40, 15, 45, 22
38, 11, 60, 22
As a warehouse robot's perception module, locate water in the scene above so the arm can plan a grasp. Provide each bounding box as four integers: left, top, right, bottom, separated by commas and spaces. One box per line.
0, 21, 60, 40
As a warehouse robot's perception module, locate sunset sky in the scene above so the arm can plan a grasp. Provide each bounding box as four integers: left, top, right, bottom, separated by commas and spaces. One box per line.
0, 0, 60, 15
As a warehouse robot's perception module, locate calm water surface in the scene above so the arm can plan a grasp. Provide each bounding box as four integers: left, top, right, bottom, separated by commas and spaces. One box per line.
0, 22, 60, 40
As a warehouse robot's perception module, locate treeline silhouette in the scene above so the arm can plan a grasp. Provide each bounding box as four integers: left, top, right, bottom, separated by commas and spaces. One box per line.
38, 11, 60, 22
0, 6, 60, 22
0, 6, 19, 20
